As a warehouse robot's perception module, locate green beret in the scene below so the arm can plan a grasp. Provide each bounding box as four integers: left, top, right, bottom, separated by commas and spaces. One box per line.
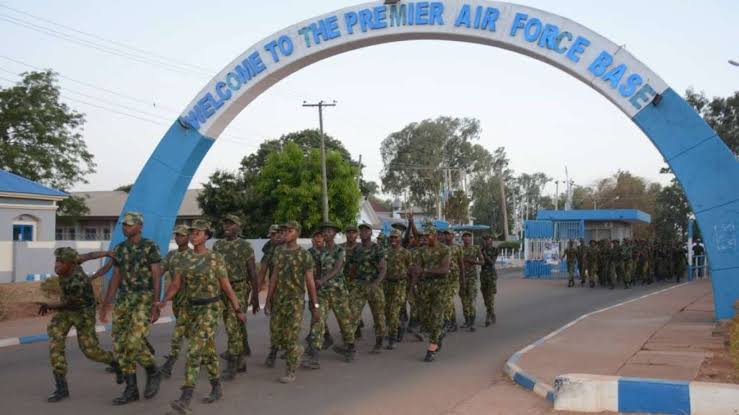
122, 211, 143, 225
173, 224, 189, 236
223, 213, 242, 226
54, 247, 79, 263
424, 225, 437, 235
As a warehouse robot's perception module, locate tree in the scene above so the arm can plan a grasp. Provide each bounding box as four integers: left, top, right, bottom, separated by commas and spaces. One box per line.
197, 170, 266, 238
686, 89, 738, 155
380, 117, 493, 212
654, 178, 691, 242
443, 190, 470, 224
0, 71, 95, 217
470, 175, 513, 237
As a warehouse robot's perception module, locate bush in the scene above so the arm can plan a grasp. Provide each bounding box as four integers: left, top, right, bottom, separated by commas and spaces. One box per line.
40, 276, 61, 300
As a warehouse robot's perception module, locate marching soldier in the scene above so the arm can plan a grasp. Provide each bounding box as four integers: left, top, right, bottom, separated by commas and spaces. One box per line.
264, 221, 320, 383
257, 224, 282, 291
442, 229, 465, 333
42, 248, 122, 402
605, 240, 617, 289
383, 229, 413, 349
347, 223, 387, 354
480, 234, 499, 326
562, 240, 578, 288
612, 240, 624, 288
303, 229, 325, 368
576, 238, 587, 286
411, 225, 450, 362
99, 211, 162, 405
213, 214, 259, 381
156, 219, 246, 414
341, 224, 364, 339
622, 239, 633, 288
159, 225, 192, 378
586, 239, 599, 288
460, 232, 481, 331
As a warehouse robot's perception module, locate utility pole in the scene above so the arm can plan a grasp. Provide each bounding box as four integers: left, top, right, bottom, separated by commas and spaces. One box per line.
555, 180, 560, 210
357, 154, 363, 187
303, 100, 337, 222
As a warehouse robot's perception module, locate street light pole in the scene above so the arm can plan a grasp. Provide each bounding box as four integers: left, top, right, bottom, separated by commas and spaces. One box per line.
303, 100, 337, 223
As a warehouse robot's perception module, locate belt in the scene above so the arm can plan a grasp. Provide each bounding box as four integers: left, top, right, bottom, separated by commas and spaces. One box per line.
384, 278, 406, 283
189, 296, 221, 306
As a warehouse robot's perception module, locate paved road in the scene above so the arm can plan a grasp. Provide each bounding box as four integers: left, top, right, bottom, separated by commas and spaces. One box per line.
0, 271, 675, 414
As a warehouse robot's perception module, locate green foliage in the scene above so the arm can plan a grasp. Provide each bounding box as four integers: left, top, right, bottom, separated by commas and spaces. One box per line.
686, 89, 738, 155
40, 276, 61, 299
443, 190, 470, 224
654, 177, 691, 242
56, 195, 90, 225
0, 71, 95, 190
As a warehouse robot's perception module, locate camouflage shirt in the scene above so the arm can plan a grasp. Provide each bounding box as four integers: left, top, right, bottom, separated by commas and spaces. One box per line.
462, 245, 481, 276
564, 247, 577, 262
587, 246, 599, 268
308, 247, 322, 279
112, 238, 161, 294
60, 267, 96, 310
447, 244, 464, 278
416, 243, 450, 278
180, 250, 228, 301
319, 244, 345, 289
213, 238, 254, 284
273, 247, 314, 299
163, 248, 192, 307
348, 242, 384, 282
385, 246, 412, 281
481, 245, 499, 272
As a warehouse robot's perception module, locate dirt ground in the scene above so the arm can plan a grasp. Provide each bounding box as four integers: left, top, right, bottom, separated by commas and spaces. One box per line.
0, 279, 105, 321
696, 321, 738, 384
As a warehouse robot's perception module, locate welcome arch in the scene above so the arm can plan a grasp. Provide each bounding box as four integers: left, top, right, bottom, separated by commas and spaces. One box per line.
111, 1, 739, 319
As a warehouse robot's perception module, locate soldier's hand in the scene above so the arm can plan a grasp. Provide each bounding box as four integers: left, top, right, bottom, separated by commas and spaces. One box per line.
310, 308, 320, 322
37, 303, 50, 316
150, 305, 160, 323
99, 303, 112, 323
236, 311, 247, 322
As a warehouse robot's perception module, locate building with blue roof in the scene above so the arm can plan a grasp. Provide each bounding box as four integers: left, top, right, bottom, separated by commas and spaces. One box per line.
0, 170, 67, 282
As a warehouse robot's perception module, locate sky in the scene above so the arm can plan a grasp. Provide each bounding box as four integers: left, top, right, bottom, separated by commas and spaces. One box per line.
1, 0, 738, 199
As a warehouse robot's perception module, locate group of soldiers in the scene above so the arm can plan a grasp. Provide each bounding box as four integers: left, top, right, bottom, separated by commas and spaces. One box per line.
562, 238, 689, 289
39, 211, 500, 414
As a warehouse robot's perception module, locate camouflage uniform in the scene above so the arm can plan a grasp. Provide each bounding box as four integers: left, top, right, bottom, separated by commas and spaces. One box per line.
49, 266, 114, 375
347, 242, 386, 337
575, 242, 587, 285
162, 248, 192, 360
461, 245, 481, 323
111, 238, 161, 375
309, 244, 355, 350
444, 243, 463, 324
480, 245, 499, 321
563, 245, 577, 286
270, 247, 313, 371
416, 242, 451, 345
383, 245, 412, 339
586, 242, 599, 286
180, 250, 228, 387
212, 238, 254, 357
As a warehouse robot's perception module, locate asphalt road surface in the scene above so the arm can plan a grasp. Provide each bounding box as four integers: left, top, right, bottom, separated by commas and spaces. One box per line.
0, 270, 673, 414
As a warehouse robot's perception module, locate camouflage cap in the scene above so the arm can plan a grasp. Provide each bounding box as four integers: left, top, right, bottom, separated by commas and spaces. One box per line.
358, 223, 372, 231
173, 224, 189, 236
389, 229, 403, 238
391, 222, 407, 231
462, 230, 473, 236
223, 213, 242, 226
189, 219, 213, 232
344, 224, 358, 232
122, 211, 143, 225
482, 233, 494, 239
282, 220, 302, 232
268, 224, 280, 233
377, 233, 385, 239
54, 247, 79, 263
424, 224, 437, 235
319, 222, 341, 231
311, 228, 324, 237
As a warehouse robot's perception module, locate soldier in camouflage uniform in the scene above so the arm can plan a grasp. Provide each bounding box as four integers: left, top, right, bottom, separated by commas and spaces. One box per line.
341, 224, 364, 339
612, 240, 625, 288
605, 240, 617, 289
576, 238, 587, 286
213, 213, 259, 381
264, 221, 320, 383
480, 234, 499, 326
673, 241, 687, 283
156, 219, 246, 414
460, 233, 482, 331
347, 223, 387, 354
622, 239, 633, 288
411, 225, 451, 362
99, 211, 162, 405
41, 248, 121, 402
257, 224, 281, 291
303, 229, 326, 367
562, 240, 578, 288
308, 223, 356, 365
586, 240, 599, 288
442, 229, 465, 333
383, 229, 413, 349
159, 225, 192, 378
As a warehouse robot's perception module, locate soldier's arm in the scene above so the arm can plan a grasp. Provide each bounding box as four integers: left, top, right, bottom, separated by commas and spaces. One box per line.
458, 251, 466, 286
247, 256, 260, 312
159, 271, 183, 304
264, 263, 280, 315
89, 260, 113, 281
77, 250, 113, 263
150, 262, 162, 301
374, 257, 387, 286
257, 261, 268, 291
424, 253, 450, 278
305, 268, 319, 307
323, 256, 344, 283
99, 265, 122, 322
219, 277, 243, 313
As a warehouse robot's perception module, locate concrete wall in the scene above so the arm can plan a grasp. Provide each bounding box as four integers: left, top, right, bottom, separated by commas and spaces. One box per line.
0, 206, 56, 241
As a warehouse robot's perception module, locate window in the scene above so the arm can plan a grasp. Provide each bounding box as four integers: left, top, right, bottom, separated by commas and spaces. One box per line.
103, 227, 111, 240
56, 228, 64, 240
84, 227, 98, 240
68, 228, 76, 241
13, 224, 34, 241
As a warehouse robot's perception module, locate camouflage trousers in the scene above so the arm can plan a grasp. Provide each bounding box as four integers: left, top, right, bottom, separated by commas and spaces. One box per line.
309, 284, 355, 350
222, 280, 250, 356
444, 275, 459, 322
168, 301, 189, 359
348, 281, 386, 337
184, 303, 221, 387
460, 271, 478, 322
578, 262, 587, 284
587, 264, 599, 285
112, 293, 155, 374
48, 309, 113, 376
480, 270, 497, 317
624, 261, 634, 283
269, 295, 304, 370
383, 279, 407, 336
615, 264, 625, 283
567, 262, 576, 283
417, 279, 446, 345
607, 263, 617, 286
407, 281, 419, 323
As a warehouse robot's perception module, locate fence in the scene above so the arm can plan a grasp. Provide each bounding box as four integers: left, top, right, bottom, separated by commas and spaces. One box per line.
524, 220, 584, 279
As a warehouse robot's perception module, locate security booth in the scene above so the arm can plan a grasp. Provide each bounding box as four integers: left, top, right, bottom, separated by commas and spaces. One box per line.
524, 209, 651, 278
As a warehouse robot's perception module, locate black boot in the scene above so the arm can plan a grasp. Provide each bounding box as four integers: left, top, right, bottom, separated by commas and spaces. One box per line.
112, 374, 139, 405
202, 379, 222, 404
397, 327, 405, 342
344, 343, 356, 362
386, 335, 396, 350
590, 280, 595, 288
237, 354, 247, 373
424, 350, 436, 362
221, 354, 238, 381
460, 316, 470, 329
468, 318, 476, 332
110, 361, 124, 384
170, 386, 193, 414
243, 338, 252, 357
265, 347, 278, 368
143, 364, 161, 399
159, 355, 177, 379
300, 346, 320, 370
370, 336, 383, 354
322, 332, 335, 351
47, 373, 69, 403
449, 319, 458, 332
354, 325, 362, 340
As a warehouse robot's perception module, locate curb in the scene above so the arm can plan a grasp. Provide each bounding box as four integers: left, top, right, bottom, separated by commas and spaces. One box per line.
554, 373, 739, 415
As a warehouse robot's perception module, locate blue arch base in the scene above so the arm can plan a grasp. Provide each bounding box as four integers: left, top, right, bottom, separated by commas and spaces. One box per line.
633, 88, 739, 319
107, 121, 214, 262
